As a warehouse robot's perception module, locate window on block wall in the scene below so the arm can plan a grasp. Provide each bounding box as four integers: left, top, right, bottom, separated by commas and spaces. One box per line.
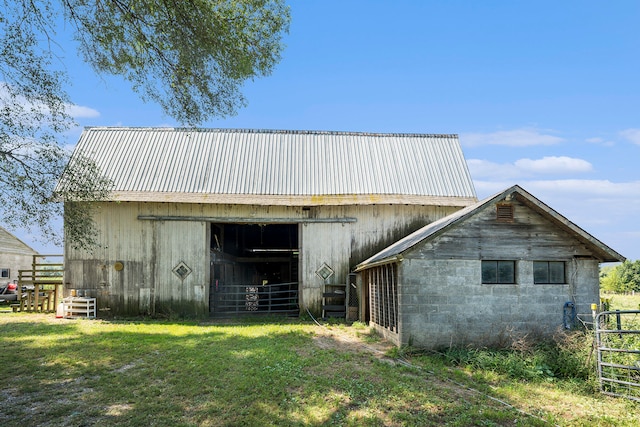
534, 261, 566, 284
481, 260, 516, 284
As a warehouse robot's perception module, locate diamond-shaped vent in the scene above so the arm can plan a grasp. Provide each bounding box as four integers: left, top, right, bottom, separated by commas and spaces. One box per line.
172, 261, 192, 280
315, 263, 334, 281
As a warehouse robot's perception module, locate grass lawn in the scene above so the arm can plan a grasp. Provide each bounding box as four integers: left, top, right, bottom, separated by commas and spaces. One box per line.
601, 293, 640, 311
0, 305, 639, 426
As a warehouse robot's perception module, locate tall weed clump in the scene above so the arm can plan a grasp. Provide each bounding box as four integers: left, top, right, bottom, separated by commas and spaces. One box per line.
439, 329, 596, 383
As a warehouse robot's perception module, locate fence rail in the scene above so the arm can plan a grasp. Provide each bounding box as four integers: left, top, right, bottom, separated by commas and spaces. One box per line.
595, 310, 640, 402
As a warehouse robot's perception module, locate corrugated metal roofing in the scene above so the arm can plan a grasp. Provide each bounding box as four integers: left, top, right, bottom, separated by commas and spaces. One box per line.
355, 185, 625, 268
64, 127, 477, 205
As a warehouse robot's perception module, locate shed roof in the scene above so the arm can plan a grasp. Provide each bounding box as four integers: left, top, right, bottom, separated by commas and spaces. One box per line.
0, 226, 38, 256
355, 185, 625, 269
63, 127, 477, 206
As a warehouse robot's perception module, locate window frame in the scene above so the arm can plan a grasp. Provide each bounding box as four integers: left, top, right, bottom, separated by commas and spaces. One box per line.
0, 268, 9, 278
481, 260, 516, 284
533, 261, 566, 284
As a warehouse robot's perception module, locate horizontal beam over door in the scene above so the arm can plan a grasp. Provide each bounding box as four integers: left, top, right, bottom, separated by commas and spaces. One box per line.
137, 215, 357, 224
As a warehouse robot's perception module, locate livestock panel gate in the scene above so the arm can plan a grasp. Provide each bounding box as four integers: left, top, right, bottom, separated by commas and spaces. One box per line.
594, 309, 640, 402
209, 223, 300, 317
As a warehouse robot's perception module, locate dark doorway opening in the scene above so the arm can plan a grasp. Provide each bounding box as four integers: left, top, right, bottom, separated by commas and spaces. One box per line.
209, 223, 299, 316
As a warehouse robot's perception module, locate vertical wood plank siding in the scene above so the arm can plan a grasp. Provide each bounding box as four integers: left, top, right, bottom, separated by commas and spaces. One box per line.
64, 202, 458, 316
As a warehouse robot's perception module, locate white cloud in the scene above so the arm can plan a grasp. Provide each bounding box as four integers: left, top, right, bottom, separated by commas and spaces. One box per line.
523, 179, 640, 198
461, 128, 564, 147
474, 179, 640, 202
620, 129, 640, 145
66, 104, 100, 119
585, 136, 615, 147
467, 159, 522, 180
1, 80, 100, 120
514, 156, 593, 174
468, 156, 592, 180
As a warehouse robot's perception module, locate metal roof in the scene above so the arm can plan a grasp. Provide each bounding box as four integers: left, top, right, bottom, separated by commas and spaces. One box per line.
64, 127, 477, 206
355, 185, 625, 268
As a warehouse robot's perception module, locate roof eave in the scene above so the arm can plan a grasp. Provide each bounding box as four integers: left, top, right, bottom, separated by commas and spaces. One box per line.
101, 192, 478, 207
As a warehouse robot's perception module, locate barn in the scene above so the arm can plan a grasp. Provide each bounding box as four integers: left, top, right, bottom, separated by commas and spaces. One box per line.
355, 185, 625, 349
0, 226, 38, 286
61, 127, 477, 317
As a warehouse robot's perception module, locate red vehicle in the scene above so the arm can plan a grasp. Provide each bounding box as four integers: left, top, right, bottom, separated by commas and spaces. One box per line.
0, 281, 18, 302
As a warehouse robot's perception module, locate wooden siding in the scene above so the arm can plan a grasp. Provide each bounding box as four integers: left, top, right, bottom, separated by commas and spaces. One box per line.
408, 199, 598, 261
64, 201, 460, 316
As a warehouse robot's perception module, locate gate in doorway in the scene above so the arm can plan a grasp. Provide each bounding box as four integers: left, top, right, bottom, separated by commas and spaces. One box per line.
211, 282, 299, 315
209, 223, 299, 317
594, 309, 640, 402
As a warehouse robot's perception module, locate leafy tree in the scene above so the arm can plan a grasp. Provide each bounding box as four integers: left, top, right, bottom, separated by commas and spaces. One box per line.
600, 260, 640, 293
617, 260, 640, 293
600, 265, 622, 293
1, 0, 290, 249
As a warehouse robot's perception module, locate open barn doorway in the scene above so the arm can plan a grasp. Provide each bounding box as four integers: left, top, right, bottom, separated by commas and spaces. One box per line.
209, 223, 299, 316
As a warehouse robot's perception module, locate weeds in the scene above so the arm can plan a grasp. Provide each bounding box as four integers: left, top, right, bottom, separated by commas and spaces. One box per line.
435, 329, 596, 383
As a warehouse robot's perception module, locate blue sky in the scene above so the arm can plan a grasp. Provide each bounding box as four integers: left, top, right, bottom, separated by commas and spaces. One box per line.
13, 1, 640, 261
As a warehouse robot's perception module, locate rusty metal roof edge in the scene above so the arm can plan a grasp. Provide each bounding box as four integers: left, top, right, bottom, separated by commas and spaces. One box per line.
82, 126, 458, 139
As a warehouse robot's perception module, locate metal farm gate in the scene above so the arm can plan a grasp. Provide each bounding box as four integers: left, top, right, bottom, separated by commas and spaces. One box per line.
594, 310, 640, 402
210, 282, 299, 316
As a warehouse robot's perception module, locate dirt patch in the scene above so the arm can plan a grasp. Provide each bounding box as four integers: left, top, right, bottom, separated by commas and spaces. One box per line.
309, 324, 395, 358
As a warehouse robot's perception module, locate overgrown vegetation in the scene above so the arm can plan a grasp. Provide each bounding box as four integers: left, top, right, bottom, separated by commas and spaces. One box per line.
601, 260, 640, 294
1, 309, 639, 426
429, 330, 595, 384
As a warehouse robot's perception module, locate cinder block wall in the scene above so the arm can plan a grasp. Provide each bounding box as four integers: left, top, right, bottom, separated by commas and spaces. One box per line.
398, 258, 600, 349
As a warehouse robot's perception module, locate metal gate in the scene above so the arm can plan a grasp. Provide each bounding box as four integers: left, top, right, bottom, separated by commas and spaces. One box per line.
594, 309, 640, 402
210, 282, 299, 316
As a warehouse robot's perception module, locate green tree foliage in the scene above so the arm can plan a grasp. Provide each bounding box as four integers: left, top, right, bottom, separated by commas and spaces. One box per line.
617, 260, 640, 292
600, 265, 621, 293
0, 0, 290, 249
600, 260, 640, 293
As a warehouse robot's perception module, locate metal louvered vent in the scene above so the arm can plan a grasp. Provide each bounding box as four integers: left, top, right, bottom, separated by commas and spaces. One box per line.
496, 203, 514, 222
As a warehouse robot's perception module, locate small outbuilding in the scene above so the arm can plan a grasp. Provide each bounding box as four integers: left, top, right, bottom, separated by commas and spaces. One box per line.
0, 226, 38, 286
355, 185, 625, 349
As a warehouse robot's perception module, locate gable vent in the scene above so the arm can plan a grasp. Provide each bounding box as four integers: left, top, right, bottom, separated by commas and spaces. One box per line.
496, 203, 514, 222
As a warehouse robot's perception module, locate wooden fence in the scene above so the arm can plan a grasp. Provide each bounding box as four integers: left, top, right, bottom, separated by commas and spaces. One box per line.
15, 254, 64, 312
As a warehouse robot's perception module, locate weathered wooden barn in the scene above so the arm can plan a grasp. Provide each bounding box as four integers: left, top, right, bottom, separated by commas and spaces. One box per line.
0, 226, 38, 285
355, 185, 625, 349
62, 127, 477, 317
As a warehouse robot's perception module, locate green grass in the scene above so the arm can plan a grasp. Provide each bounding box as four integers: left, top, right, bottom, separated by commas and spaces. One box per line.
601, 293, 640, 311
0, 298, 639, 426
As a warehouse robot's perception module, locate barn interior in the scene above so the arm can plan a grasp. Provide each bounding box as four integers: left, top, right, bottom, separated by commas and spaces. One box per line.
209, 223, 299, 315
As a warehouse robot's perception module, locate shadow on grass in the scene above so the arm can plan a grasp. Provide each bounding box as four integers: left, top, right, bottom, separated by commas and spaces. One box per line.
0, 315, 543, 426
